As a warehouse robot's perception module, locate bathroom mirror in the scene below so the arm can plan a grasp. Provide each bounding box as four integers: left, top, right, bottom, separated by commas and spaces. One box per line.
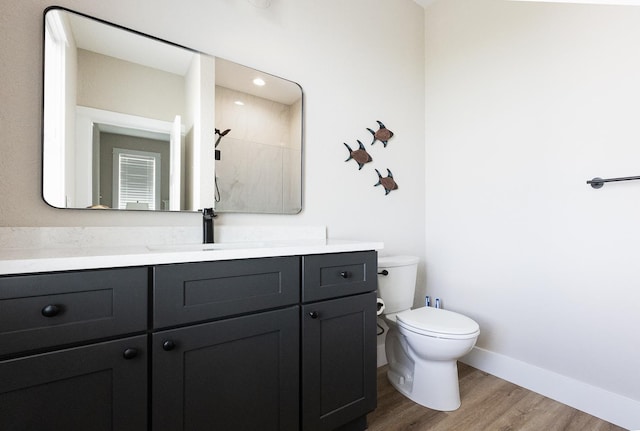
42, 7, 303, 213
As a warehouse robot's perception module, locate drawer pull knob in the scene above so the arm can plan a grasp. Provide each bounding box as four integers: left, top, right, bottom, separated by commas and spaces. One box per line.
340, 271, 350, 279
308, 311, 319, 319
41, 304, 61, 317
162, 340, 176, 351
123, 348, 138, 359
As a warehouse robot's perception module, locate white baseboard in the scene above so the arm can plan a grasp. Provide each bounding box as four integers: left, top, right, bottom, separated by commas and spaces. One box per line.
461, 347, 640, 431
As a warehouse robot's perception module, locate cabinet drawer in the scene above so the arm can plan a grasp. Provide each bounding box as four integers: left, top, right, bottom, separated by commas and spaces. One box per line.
0, 267, 148, 357
302, 251, 377, 303
153, 256, 300, 328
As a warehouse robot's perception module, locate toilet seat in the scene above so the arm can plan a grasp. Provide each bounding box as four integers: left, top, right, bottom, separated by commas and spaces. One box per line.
395, 307, 480, 340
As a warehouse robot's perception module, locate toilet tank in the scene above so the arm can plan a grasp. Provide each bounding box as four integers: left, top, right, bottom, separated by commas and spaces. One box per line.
377, 255, 419, 314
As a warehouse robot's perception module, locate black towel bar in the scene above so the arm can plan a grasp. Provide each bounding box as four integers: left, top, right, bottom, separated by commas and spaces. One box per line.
586, 175, 640, 189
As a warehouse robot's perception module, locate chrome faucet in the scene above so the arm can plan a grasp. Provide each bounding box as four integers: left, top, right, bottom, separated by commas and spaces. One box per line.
202, 208, 215, 244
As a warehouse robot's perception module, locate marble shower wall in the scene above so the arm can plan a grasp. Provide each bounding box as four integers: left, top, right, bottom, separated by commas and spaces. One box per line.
215, 86, 301, 213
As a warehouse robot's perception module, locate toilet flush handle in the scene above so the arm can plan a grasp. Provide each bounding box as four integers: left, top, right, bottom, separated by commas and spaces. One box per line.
378, 270, 389, 276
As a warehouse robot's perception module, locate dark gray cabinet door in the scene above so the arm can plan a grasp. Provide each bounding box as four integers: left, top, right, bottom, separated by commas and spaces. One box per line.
0, 335, 147, 431
302, 292, 377, 431
153, 256, 299, 328
152, 306, 299, 431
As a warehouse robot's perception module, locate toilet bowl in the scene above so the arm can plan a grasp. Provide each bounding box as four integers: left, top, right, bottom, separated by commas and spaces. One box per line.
378, 256, 480, 411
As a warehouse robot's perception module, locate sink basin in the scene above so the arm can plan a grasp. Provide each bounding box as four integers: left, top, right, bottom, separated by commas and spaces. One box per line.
147, 242, 266, 252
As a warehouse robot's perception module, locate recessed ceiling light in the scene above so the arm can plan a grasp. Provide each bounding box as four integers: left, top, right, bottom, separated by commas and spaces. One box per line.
253, 78, 266, 86
234, 100, 245, 106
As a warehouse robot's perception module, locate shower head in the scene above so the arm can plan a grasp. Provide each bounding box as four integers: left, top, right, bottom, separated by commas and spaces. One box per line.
215, 128, 231, 147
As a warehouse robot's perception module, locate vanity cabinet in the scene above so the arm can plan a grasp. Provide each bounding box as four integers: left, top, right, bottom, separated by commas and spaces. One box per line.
0, 250, 377, 431
0, 268, 148, 431
151, 257, 300, 431
301, 252, 378, 431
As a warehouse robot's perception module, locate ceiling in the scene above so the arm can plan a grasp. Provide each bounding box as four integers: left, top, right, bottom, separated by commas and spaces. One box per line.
511, 0, 640, 4
413, 0, 640, 7
413, 0, 437, 6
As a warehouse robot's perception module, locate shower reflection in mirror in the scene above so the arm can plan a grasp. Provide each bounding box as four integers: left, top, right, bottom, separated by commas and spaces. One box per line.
214, 61, 302, 214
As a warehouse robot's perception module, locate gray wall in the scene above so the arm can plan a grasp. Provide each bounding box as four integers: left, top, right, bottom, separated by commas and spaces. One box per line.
99, 132, 170, 209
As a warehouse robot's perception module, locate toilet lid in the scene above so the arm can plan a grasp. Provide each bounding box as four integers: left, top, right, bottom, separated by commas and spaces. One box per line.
396, 307, 479, 337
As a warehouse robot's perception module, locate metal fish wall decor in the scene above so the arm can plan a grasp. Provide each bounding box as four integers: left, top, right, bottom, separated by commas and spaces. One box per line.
341, 120, 398, 195
367, 120, 394, 147
343, 140, 373, 170
374, 169, 398, 195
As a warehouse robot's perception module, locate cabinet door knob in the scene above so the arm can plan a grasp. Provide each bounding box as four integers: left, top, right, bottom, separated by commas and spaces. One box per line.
340, 271, 350, 279
162, 340, 176, 351
308, 311, 319, 319
123, 348, 138, 359
41, 304, 61, 317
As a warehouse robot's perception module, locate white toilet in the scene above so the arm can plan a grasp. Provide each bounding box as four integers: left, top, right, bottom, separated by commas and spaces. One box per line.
377, 255, 480, 411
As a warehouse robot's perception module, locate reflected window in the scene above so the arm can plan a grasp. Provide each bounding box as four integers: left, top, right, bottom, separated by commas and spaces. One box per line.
113, 148, 161, 210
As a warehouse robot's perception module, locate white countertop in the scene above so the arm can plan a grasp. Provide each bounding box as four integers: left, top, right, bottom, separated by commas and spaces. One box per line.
0, 239, 384, 275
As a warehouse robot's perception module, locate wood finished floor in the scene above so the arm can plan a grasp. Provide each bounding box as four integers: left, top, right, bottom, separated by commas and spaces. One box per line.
366, 364, 625, 431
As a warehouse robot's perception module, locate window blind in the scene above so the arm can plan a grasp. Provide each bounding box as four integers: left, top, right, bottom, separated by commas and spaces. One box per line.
114, 149, 160, 210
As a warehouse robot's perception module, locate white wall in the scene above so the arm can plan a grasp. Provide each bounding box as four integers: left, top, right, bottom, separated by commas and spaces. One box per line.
183, 53, 216, 210
0, 0, 425, 257
425, 0, 640, 428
